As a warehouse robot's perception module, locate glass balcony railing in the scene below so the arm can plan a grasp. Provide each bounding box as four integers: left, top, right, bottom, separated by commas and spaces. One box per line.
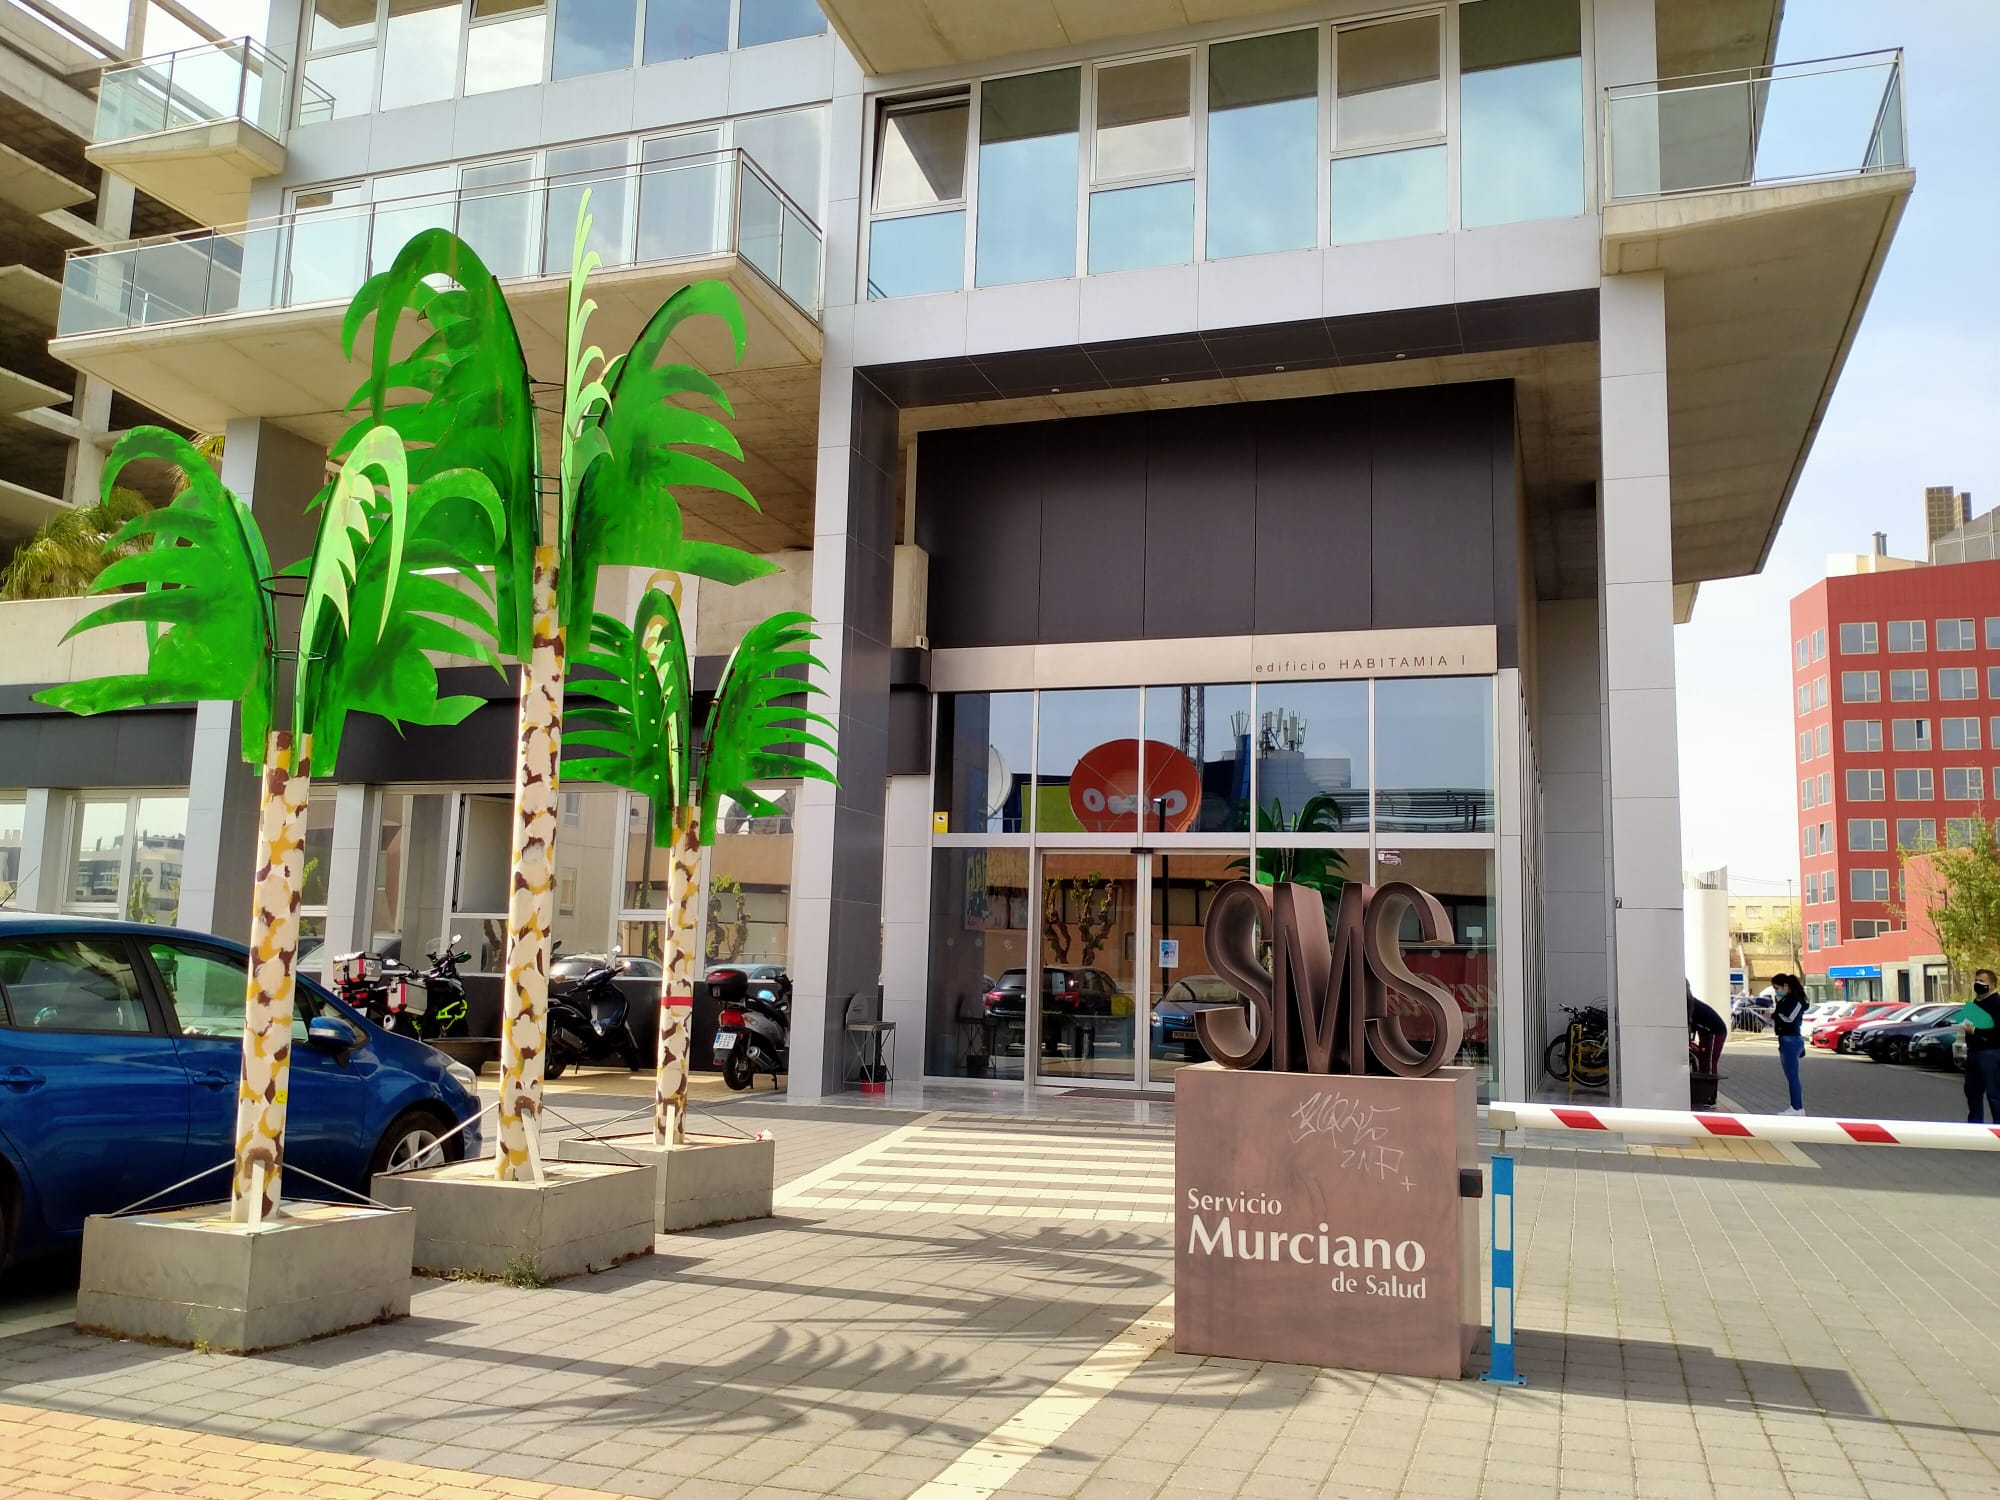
1604, 49, 1906, 203
94, 36, 325, 146
56, 147, 822, 339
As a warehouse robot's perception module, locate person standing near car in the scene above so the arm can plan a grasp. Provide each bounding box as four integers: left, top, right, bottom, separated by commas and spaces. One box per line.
1771, 973, 1808, 1115
1961, 969, 2000, 1123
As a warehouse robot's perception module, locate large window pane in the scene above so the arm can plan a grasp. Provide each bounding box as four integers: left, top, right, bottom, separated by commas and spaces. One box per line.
1087, 180, 1192, 274
1331, 144, 1446, 243
867, 210, 963, 298
553, 0, 636, 79
926, 847, 1031, 1079
736, 0, 825, 47
551, 789, 620, 958
369, 167, 456, 276
1376, 847, 1495, 1098
734, 105, 825, 219
1336, 14, 1442, 147
374, 793, 450, 963
975, 68, 1079, 287
129, 796, 186, 925
1206, 30, 1318, 260
287, 185, 368, 305
637, 129, 725, 260
302, 791, 335, 909
1254, 680, 1369, 834
450, 792, 512, 970
1095, 55, 1191, 181
1461, 0, 1584, 227
543, 140, 632, 274
875, 101, 968, 213
937, 692, 1033, 834
1142, 684, 1251, 833
0, 801, 23, 907
1376, 677, 1494, 833
380, 0, 461, 110
459, 158, 539, 276
302, 49, 374, 121
311, 0, 376, 51
68, 800, 128, 909
1034, 687, 1141, 834
643, 0, 727, 61
705, 789, 793, 969
467, 0, 547, 94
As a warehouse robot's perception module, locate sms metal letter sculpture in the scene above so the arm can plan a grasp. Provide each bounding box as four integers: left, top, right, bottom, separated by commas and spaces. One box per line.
1197, 879, 1465, 1077
36, 427, 504, 1223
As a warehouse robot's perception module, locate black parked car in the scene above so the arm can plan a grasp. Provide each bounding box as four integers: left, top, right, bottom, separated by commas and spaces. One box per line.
1149, 976, 1246, 1061
1853, 1002, 1960, 1062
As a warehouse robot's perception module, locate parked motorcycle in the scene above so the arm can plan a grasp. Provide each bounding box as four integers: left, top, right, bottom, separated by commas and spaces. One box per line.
546, 947, 645, 1078
334, 939, 472, 1040
711, 968, 789, 1090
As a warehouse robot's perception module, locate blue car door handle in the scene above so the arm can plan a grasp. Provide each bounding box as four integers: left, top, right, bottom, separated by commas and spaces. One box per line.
191, 1069, 232, 1091
0, 1067, 46, 1092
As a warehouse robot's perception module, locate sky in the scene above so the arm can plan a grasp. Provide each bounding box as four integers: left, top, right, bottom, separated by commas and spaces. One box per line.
1675, 1, 2000, 894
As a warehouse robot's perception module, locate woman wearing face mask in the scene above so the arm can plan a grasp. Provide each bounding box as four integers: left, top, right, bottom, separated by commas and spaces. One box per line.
1770, 973, 1809, 1115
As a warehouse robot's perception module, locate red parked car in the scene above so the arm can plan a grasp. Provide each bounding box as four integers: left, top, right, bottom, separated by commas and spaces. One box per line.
1810, 1001, 1900, 1052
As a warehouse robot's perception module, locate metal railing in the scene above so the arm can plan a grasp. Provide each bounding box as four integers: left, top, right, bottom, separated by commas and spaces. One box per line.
1604, 49, 1907, 203
93, 36, 328, 146
56, 147, 822, 338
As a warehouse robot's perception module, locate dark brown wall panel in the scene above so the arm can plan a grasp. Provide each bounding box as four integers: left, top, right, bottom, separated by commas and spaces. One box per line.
1144, 407, 1257, 639
1252, 396, 1374, 635
1041, 415, 1148, 643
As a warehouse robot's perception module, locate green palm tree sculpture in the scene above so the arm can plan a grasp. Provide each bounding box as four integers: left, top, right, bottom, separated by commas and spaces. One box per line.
566, 584, 836, 1143
342, 196, 785, 1176
35, 425, 503, 1223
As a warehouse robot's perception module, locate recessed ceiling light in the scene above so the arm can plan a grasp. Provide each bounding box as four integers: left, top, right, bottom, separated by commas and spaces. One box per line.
1159, 376, 1170, 383
1395, 352, 1407, 359
1050, 386, 1061, 393
1275, 364, 1285, 372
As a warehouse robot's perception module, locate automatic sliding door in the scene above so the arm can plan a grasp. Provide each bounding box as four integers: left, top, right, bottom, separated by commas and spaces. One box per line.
1033, 851, 1140, 1086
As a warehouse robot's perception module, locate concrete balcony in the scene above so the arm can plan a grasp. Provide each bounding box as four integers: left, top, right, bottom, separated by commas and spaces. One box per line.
85, 38, 326, 228
1601, 51, 1914, 586
50, 150, 826, 553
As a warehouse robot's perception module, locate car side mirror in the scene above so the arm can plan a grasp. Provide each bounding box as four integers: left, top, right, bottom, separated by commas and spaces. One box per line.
307, 1015, 360, 1052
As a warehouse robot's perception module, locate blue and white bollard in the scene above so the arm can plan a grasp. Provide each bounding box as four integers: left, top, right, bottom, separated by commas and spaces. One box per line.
1481, 1151, 1526, 1386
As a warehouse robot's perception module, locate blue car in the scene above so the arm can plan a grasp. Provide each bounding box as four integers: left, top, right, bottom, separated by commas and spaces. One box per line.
0, 913, 484, 1268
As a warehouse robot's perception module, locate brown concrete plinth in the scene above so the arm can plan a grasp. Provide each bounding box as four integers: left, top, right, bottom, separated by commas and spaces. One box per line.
1174, 1064, 1480, 1377
370, 1159, 654, 1282
75, 1201, 415, 1353
551, 1131, 775, 1231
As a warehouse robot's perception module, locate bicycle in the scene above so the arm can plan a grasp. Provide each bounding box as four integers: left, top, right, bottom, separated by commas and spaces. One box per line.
1545, 1002, 1611, 1092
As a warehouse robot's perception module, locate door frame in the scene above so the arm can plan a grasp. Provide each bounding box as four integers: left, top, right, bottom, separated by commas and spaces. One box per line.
1027, 847, 1156, 1092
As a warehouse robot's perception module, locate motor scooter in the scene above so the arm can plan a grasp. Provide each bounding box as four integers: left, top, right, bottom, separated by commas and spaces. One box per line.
546, 948, 646, 1078
334, 938, 471, 1040
712, 969, 789, 1090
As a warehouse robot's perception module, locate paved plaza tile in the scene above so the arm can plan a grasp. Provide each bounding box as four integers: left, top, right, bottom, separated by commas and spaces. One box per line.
1, 1094, 1998, 1499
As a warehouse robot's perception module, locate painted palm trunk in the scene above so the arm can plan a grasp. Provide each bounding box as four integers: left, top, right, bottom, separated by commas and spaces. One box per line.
231, 730, 311, 1223
496, 545, 565, 1180
654, 804, 702, 1146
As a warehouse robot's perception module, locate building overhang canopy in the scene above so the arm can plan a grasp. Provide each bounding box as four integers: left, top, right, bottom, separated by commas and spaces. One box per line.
86, 121, 284, 229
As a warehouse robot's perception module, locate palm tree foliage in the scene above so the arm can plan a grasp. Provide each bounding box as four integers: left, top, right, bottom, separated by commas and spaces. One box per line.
565, 586, 836, 844
35, 425, 504, 770
0, 486, 155, 601
1233, 795, 1352, 897
341, 194, 775, 652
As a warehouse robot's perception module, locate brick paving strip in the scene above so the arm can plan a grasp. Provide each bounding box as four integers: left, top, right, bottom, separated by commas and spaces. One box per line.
0, 1401, 648, 1499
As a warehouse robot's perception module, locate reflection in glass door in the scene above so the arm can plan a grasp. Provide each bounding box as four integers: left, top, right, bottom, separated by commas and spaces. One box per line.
1146, 851, 1244, 1086
1033, 852, 1141, 1086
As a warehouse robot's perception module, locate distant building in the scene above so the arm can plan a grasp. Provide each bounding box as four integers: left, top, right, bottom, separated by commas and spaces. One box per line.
1926, 486, 1973, 551
1726, 894, 1800, 995
1930, 504, 2000, 566
1789, 551, 2000, 1002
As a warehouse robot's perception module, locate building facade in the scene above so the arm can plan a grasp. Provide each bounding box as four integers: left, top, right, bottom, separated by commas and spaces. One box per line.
2, 0, 1913, 1108
1790, 556, 2000, 1002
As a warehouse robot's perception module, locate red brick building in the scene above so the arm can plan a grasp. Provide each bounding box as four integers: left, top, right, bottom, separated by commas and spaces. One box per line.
1790, 558, 2000, 1002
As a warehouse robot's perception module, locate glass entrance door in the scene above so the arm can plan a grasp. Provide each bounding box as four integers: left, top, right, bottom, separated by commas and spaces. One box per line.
1145, 850, 1243, 1086
1032, 851, 1142, 1086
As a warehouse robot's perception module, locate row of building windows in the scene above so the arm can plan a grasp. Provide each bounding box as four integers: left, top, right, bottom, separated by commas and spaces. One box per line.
1799, 618, 2000, 666
1827, 767, 1991, 803
1808, 716, 2000, 760
301, 0, 826, 122
865, 0, 1584, 299
1802, 668, 2000, 714
1842, 816, 1992, 852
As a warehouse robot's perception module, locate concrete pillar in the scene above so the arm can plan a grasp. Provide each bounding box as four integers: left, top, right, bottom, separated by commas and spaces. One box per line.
880, 774, 934, 1086
1535, 599, 1612, 1065
1599, 270, 1684, 1109
319, 782, 377, 981
65, 179, 137, 510
178, 418, 329, 939
14, 788, 75, 914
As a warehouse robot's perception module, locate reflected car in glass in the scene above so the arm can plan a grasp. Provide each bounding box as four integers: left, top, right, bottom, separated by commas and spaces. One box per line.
551, 952, 663, 982
1149, 975, 1245, 1061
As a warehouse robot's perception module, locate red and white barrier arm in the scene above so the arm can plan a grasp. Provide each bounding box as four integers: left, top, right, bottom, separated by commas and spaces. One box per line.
1487, 1102, 2000, 1152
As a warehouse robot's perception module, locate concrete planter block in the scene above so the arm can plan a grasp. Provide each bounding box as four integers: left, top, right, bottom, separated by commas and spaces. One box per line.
370, 1159, 654, 1282
75, 1201, 415, 1354
552, 1131, 775, 1232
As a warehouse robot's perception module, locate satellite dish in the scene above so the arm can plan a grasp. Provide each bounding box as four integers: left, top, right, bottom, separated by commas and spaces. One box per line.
986, 744, 1010, 821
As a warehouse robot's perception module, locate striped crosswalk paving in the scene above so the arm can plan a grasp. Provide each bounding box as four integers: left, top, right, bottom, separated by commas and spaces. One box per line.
776, 1112, 1174, 1222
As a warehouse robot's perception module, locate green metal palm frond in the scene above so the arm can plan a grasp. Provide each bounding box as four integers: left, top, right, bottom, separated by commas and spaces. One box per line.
557, 194, 614, 605
340, 229, 541, 657
290, 427, 507, 774
698, 611, 837, 843
33, 427, 277, 763
566, 278, 776, 634
565, 586, 695, 845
